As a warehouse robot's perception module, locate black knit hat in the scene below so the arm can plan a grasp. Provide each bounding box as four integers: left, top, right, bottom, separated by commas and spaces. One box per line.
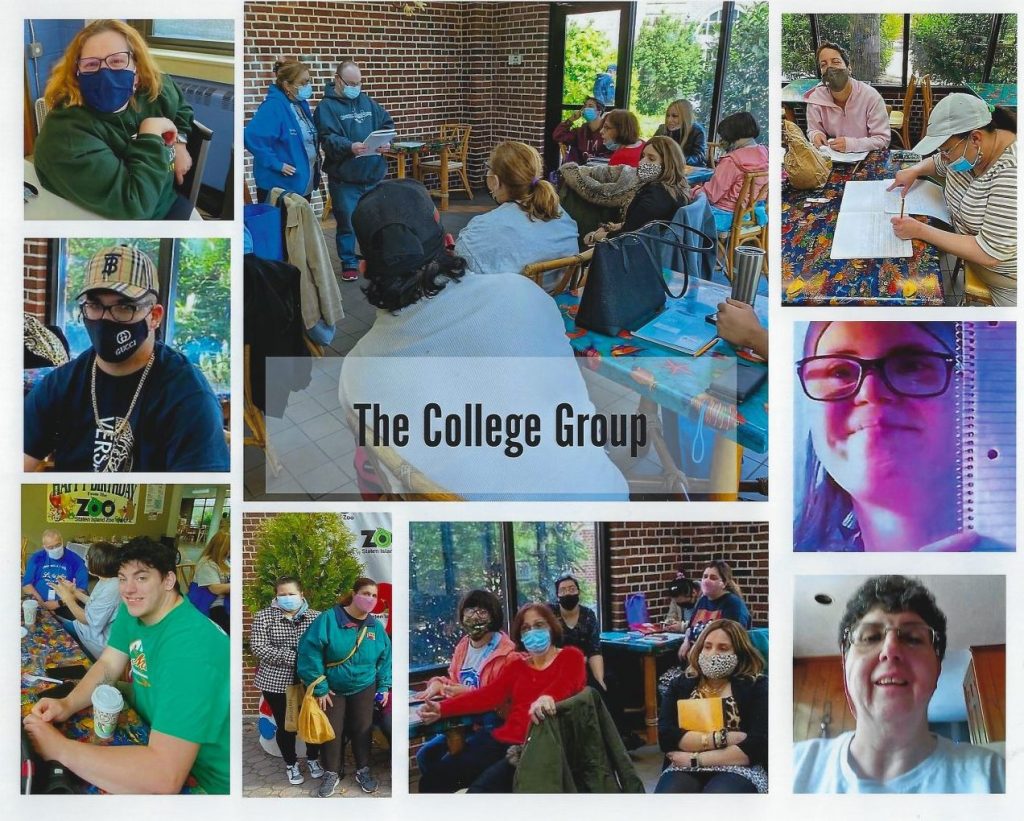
352, 179, 446, 277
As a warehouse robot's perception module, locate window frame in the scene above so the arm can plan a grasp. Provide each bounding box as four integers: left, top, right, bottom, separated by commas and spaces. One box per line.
128, 19, 235, 57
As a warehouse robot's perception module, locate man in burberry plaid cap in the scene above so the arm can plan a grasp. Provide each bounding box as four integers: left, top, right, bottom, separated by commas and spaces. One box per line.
24, 244, 229, 472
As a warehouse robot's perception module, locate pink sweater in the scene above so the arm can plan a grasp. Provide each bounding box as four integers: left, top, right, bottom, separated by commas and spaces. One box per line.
697, 144, 769, 213
805, 79, 891, 152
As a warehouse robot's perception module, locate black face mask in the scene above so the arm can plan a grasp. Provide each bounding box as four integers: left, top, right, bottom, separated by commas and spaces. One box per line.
84, 316, 149, 363
558, 594, 580, 611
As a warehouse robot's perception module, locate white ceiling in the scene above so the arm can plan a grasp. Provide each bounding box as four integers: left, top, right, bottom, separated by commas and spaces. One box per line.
794, 575, 1005, 658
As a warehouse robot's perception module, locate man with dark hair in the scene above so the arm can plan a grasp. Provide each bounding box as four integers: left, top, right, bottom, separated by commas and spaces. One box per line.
794, 575, 1004, 793
23, 537, 230, 794
804, 41, 890, 153
24, 244, 229, 472
314, 59, 395, 281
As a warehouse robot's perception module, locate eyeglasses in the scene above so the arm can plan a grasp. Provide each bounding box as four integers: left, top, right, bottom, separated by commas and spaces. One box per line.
79, 299, 155, 324
796, 351, 956, 401
939, 137, 968, 162
462, 607, 491, 618
844, 622, 939, 654
77, 51, 133, 75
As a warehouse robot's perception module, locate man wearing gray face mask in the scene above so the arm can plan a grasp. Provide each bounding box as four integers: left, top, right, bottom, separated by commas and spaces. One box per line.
804, 42, 890, 154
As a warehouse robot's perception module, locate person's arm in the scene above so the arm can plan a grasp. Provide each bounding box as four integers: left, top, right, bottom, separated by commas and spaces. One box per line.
22, 582, 46, 607
438, 659, 517, 718
375, 629, 393, 693
55, 581, 88, 623
891, 219, 1005, 267
700, 155, 739, 206
845, 90, 891, 153
162, 378, 230, 471
314, 103, 353, 158
296, 616, 330, 696
244, 102, 289, 173
249, 609, 298, 669
588, 654, 606, 689
31, 645, 129, 719
716, 298, 768, 359
688, 124, 708, 167
805, 103, 828, 146
609, 186, 660, 236
732, 676, 768, 766
161, 76, 195, 139
24, 374, 59, 465
552, 118, 579, 144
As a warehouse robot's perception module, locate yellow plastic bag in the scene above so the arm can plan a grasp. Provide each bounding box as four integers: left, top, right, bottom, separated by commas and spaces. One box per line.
297, 675, 336, 744
677, 697, 724, 732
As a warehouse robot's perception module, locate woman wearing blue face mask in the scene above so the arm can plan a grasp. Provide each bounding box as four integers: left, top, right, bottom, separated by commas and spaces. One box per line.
33, 19, 195, 220
251, 576, 324, 787
552, 97, 610, 165
245, 60, 322, 203
417, 602, 586, 792
889, 94, 1017, 305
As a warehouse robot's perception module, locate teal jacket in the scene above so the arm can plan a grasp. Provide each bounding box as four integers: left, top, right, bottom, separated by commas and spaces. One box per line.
297, 605, 392, 697
34, 75, 194, 219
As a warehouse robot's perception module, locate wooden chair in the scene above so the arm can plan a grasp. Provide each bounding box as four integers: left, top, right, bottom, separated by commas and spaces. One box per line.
705, 140, 720, 170
919, 74, 933, 143
417, 124, 473, 200
176, 562, 197, 592
718, 170, 769, 281
243, 344, 282, 476
889, 74, 918, 149
346, 409, 462, 501
964, 262, 994, 305
521, 248, 592, 295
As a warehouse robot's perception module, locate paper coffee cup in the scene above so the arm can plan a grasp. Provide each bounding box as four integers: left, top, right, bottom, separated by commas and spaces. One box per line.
91, 684, 124, 740
22, 599, 39, 626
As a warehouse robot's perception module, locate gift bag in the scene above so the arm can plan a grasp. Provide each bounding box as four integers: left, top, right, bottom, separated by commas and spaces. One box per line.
625, 592, 649, 628
283, 683, 304, 733
677, 696, 724, 731
782, 119, 832, 190
243, 203, 285, 261
297, 675, 336, 744
576, 220, 712, 336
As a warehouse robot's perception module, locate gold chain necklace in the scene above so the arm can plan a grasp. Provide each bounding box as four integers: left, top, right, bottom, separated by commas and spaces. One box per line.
697, 678, 729, 699
91, 352, 156, 472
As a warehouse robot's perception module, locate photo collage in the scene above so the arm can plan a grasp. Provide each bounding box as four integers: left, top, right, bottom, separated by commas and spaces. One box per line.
13, 2, 1019, 817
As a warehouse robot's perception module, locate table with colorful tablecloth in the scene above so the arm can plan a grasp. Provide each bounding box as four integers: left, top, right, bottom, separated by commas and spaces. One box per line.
965, 82, 1017, 109
782, 150, 944, 305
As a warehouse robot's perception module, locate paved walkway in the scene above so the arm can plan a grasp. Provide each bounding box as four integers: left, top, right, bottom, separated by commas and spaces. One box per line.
242, 716, 392, 798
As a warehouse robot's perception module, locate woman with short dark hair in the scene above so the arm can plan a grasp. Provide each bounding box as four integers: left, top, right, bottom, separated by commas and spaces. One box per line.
692, 111, 768, 233
417, 602, 585, 792
416, 589, 518, 792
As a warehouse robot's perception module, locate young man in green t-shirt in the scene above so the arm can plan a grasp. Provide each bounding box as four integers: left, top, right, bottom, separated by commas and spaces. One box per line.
23, 536, 229, 794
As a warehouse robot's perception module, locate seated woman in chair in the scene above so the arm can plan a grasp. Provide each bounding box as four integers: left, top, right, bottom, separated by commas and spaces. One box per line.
691, 112, 768, 234
454, 141, 579, 279
552, 97, 610, 165
656, 618, 767, 794
654, 99, 707, 167
417, 603, 585, 792
33, 19, 195, 220
601, 110, 645, 167
583, 136, 690, 245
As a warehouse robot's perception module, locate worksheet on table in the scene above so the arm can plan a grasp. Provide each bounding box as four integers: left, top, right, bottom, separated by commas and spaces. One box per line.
831, 180, 913, 259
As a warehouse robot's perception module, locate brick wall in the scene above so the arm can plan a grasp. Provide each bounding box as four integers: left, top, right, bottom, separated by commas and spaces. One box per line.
243, 2, 549, 204
606, 521, 769, 629
241, 512, 275, 715
24, 239, 50, 319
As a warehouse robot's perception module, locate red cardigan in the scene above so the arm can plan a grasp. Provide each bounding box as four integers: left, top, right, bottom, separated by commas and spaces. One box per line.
437, 646, 586, 744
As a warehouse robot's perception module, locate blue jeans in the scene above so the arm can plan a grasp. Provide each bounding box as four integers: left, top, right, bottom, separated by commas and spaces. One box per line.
417, 727, 503, 793
329, 179, 378, 270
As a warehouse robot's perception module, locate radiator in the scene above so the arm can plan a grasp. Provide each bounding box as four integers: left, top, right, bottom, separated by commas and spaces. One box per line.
171, 75, 234, 193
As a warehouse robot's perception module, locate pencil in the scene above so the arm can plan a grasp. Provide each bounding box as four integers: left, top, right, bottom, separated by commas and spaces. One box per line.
693, 337, 720, 358
900, 196, 905, 219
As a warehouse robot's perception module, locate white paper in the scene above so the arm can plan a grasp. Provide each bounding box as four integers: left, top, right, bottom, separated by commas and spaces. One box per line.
830, 181, 913, 259
887, 179, 952, 223
359, 128, 397, 154
816, 145, 868, 163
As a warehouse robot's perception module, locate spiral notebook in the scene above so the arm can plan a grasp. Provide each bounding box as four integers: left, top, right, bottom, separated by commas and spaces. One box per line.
957, 322, 1016, 547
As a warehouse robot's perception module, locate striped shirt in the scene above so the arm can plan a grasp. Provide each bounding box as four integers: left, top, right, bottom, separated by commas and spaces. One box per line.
934, 140, 1016, 278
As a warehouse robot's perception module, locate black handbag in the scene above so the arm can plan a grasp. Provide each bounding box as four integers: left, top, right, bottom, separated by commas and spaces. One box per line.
576, 220, 714, 337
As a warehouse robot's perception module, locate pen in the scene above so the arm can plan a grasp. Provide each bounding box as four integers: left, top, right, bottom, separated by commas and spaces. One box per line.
899, 195, 905, 219
693, 337, 720, 358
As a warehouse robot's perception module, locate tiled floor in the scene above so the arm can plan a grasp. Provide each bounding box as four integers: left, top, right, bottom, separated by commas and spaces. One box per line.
244, 208, 768, 501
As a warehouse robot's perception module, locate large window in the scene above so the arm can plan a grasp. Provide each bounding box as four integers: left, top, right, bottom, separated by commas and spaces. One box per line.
782, 14, 1017, 87
54, 238, 230, 394
129, 19, 234, 55
409, 522, 601, 673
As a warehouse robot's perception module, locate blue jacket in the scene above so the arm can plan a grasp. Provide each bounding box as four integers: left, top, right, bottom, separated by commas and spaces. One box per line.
244, 84, 320, 197
314, 82, 395, 184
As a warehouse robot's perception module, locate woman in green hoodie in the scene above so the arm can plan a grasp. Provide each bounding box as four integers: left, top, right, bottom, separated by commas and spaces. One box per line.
298, 577, 392, 797
33, 19, 195, 220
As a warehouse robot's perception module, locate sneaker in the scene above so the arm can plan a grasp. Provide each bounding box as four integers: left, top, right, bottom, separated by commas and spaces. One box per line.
317, 770, 340, 798
354, 766, 378, 794
341, 269, 359, 281
286, 763, 304, 785
307, 758, 325, 779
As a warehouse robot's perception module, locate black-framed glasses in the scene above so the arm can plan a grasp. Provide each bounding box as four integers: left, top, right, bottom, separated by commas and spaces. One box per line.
79, 299, 155, 324
462, 606, 491, 618
843, 622, 940, 654
77, 51, 133, 75
796, 351, 956, 401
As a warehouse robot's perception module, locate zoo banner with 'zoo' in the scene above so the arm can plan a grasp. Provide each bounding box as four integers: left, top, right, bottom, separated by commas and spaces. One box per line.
47, 484, 139, 524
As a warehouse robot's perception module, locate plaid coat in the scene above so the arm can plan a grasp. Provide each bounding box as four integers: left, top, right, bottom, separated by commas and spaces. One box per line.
251, 603, 322, 693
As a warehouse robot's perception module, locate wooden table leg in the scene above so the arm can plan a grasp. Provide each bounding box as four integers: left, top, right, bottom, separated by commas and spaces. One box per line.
708, 436, 742, 501
412, 151, 421, 181
396, 152, 406, 179
643, 655, 658, 745
439, 145, 450, 211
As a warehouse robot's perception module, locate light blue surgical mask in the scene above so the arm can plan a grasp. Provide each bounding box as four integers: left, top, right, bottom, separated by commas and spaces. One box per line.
582, 108, 598, 123
296, 83, 314, 101
342, 84, 361, 100
521, 627, 551, 655
277, 594, 302, 611
604, 139, 620, 151
948, 139, 982, 173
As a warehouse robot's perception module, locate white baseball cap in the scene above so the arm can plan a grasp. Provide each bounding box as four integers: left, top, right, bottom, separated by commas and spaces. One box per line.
912, 93, 993, 156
